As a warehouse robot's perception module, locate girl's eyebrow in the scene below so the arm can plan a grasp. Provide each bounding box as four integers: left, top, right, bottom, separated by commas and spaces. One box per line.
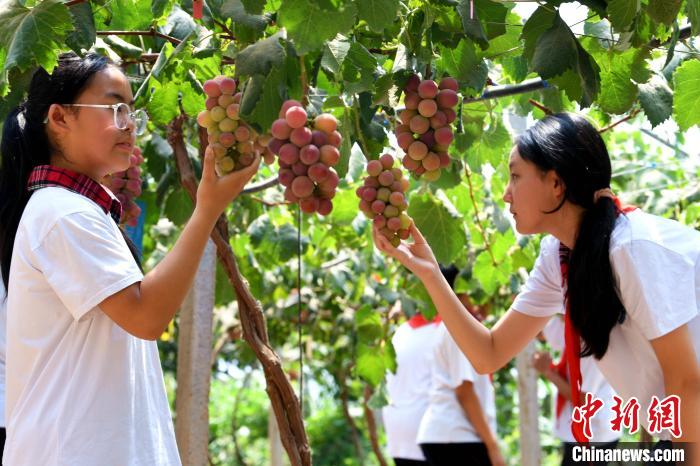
105, 91, 135, 105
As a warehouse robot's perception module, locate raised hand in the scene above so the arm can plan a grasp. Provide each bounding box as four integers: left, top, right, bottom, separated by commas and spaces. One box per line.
196, 149, 260, 220
371, 222, 440, 281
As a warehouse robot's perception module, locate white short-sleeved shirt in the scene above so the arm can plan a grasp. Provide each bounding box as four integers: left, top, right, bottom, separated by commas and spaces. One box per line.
513, 210, 700, 440
0, 275, 6, 428
5, 187, 181, 466
417, 323, 496, 444
383, 321, 441, 460
542, 317, 620, 443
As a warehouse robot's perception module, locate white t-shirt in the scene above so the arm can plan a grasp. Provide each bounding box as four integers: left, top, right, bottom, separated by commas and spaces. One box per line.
0, 275, 6, 428
383, 321, 440, 460
5, 187, 181, 466
542, 317, 620, 443
417, 323, 496, 444
513, 210, 700, 441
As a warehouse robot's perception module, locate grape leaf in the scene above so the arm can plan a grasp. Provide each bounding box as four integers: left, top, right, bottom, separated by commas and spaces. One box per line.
457, 0, 509, 49
531, 14, 578, 80
688, 0, 700, 36
220, 0, 270, 31
147, 79, 180, 125
109, 0, 154, 31
356, 0, 399, 33
521, 6, 556, 63
646, 0, 682, 25
66, 1, 96, 53
672, 59, 700, 130
0, 0, 73, 87
607, 0, 640, 31
235, 31, 286, 77
408, 193, 466, 265
437, 39, 488, 92
638, 75, 673, 127
278, 0, 357, 54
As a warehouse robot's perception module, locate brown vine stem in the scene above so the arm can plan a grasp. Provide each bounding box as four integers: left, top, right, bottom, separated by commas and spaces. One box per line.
527, 98, 553, 115
337, 366, 364, 460
167, 117, 311, 466
363, 385, 389, 466
97, 29, 181, 46
464, 163, 498, 266
599, 108, 642, 134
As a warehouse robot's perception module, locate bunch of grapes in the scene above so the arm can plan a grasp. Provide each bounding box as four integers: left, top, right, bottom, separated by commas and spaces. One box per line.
103, 146, 144, 227
356, 154, 413, 247
197, 76, 275, 175
395, 74, 459, 182
266, 100, 342, 216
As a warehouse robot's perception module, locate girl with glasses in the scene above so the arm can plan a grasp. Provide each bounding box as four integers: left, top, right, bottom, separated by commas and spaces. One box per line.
0, 52, 259, 465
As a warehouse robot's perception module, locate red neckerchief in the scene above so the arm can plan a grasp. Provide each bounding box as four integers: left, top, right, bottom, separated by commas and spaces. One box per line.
560, 197, 636, 443
407, 314, 442, 328
27, 165, 122, 224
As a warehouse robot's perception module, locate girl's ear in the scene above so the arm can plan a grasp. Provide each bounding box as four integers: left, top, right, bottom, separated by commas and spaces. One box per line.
548, 170, 566, 198
46, 104, 73, 133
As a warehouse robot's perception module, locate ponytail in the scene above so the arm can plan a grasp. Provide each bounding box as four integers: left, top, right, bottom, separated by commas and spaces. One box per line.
517, 112, 625, 360
1, 52, 141, 295
568, 197, 626, 358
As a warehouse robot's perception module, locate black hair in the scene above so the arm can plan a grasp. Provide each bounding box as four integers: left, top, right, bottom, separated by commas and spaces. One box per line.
516, 112, 625, 359
0, 52, 142, 294
439, 264, 459, 291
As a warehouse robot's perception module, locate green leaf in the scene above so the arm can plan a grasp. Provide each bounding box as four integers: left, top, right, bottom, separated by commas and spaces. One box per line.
688, 0, 700, 36
148, 79, 180, 125
598, 56, 638, 114
337, 108, 354, 179
66, 2, 96, 53
329, 185, 359, 225
646, 0, 682, 25
109, 0, 153, 31
356, 0, 399, 32
607, 0, 640, 31
179, 80, 205, 117
355, 306, 383, 343
521, 6, 556, 63
672, 59, 700, 130
574, 41, 601, 108
436, 39, 488, 92
241, 0, 266, 14
220, 0, 270, 31
321, 36, 351, 75
247, 215, 308, 267
638, 75, 673, 127
356, 343, 386, 386
457, 0, 509, 49
0, 0, 73, 85
235, 31, 286, 77
340, 42, 377, 94
245, 67, 286, 132
164, 188, 194, 225
278, 0, 357, 54
407, 193, 466, 265
103, 35, 144, 59
531, 14, 578, 80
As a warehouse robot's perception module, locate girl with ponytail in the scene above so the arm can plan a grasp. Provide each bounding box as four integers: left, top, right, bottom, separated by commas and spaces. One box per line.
374, 113, 700, 456
0, 52, 259, 465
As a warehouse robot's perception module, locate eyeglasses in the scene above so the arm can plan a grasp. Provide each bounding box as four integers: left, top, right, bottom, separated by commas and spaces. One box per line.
44, 103, 149, 135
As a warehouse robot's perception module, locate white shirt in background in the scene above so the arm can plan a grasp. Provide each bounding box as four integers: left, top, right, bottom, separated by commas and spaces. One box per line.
417, 323, 496, 444
0, 275, 6, 428
383, 320, 441, 460
543, 317, 620, 443
5, 187, 181, 466
514, 210, 700, 440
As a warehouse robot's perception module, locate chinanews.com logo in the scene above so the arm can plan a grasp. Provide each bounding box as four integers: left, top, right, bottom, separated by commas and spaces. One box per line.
572, 445, 686, 464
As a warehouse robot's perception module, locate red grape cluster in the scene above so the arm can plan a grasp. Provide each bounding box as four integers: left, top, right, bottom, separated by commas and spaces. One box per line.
197, 76, 274, 175
396, 75, 459, 182
267, 100, 342, 216
357, 154, 413, 247
103, 146, 144, 227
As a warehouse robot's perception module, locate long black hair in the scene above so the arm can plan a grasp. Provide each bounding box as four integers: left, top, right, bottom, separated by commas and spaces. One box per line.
0, 52, 141, 294
517, 112, 625, 359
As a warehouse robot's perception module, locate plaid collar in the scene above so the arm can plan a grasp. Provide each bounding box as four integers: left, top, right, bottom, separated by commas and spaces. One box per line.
27, 165, 122, 224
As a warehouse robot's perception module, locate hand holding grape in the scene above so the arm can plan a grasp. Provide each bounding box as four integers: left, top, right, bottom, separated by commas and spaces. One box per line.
371, 222, 440, 281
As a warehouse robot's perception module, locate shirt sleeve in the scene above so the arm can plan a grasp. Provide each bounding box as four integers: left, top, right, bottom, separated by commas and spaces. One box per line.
512, 236, 565, 318
33, 209, 144, 321
442, 331, 478, 388
611, 239, 698, 340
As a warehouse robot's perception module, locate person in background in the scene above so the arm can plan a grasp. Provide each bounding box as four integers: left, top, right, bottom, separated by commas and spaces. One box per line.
533, 315, 620, 465
383, 295, 442, 465
417, 265, 505, 466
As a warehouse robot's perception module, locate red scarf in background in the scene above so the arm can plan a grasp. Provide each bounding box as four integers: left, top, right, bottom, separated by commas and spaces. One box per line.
559, 197, 636, 443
